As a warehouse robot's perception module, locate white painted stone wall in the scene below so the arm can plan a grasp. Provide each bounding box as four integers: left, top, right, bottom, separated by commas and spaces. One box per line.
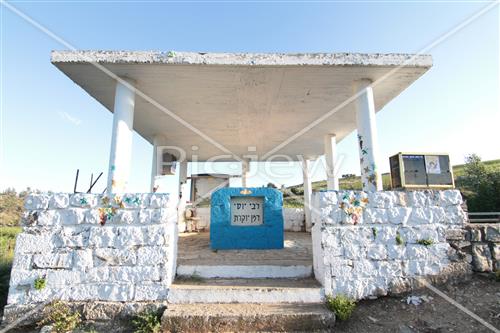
312, 190, 468, 300
189, 207, 305, 231
7, 193, 178, 307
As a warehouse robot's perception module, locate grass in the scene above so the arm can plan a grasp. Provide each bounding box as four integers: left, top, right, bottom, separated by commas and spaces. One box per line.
0, 226, 22, 315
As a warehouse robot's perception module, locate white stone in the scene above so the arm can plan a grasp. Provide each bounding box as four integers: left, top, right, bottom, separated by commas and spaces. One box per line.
88, 227, 117, 248
406, 244, 430, 260
73, 249, 93, 270
352, 260, 378, 278
318, 191, 339, 206
84, 209, 101, 224
143, 225, 168, 246
344, 244, 367, 260
37, 210, 61, 226
134, 283, 169, 301
405, 260, 443, 276
437, 190, 462, 206
111, 210, 138, 225
408, 207, 433, 225
406, 191, 430, 207
9, 269, 49, 287
376, 226, 398, 244
48, 193, 70, 209
56, 226, 91, 248
330, 260, 353, 277
387, 244, 406, 259
70, 193, 99, 208
444, 205, 467, 225
33, 252, 73, 269
364, 208, 388, 224
7, 286, 26, 304
94, 248, 137, 266
11, 254, 32, 270
377, 261, 403, 277
47, 270, 83, 286
387, 207, 412, 225
137, 246, 168, 266
24, 194, 50, 210
61, 208, 86, 225
69, 284, 134, 302
110, 266, 161, 283
367, 191, 397, 208
430, 207, 446, 223
85, 267, 111, 283
149, 194, 170, 208
114, 226, 145, 247
121, 193, 149, 208
15, 233, 54, 254
366, 244, 387, 260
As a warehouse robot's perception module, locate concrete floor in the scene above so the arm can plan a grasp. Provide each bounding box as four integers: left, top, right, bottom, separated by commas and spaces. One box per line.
177, 231, 313, 266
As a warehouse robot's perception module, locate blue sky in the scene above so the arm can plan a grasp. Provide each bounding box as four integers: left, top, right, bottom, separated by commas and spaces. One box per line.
1, 1, 498, 195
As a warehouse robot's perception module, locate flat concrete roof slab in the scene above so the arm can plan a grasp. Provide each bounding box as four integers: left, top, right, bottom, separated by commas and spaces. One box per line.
52, 51, 432, 161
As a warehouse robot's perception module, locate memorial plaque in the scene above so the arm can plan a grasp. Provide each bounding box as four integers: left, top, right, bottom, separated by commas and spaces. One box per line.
231, 196, 263, 226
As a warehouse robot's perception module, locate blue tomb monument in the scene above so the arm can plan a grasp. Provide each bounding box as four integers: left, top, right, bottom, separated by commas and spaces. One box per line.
210, 187, 284, 250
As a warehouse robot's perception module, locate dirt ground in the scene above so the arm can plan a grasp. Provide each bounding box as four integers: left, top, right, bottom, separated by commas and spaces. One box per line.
3, 274, 499, 333
335, 274, 500, 333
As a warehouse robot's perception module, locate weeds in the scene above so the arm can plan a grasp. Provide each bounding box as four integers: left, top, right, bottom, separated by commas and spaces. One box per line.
325, 294, 356, 321
132, 310, 162, 333
38, 301, 81, 333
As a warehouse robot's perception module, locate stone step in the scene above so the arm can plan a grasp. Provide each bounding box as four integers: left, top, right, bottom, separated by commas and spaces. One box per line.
168, 278, 324, 304
161, 303, 335, 332
176, 264, 313, 279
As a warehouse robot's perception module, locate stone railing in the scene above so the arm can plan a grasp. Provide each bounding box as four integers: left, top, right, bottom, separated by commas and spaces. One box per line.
311, 190, 470, 300
7, 192, 178, 308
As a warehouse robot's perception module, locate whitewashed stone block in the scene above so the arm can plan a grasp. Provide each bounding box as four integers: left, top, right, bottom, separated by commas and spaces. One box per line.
88, 227, 117, 248
114, 227, 145, 248
24, 194, 50, 210
366, 245, 387, 260
84, 209, 100, 224
408, 207, 433, 225
367, 191, 397, 208
406, 191, 430, 207
86, 267, 111, 283
387, 244, 406, 259
137, 246, 168, 266
61, 208, 86, 225
56, 227, 91, 248
7, 286, 26, 304
110, 266, 161, 283
149, 194, 170, 208
143, 225, 168, 246
318, 191, 339, 206
437, 190, 462, 206
377, 261, 403, 277
377, 226, 398, 244
352, 260, 377, 278
344, 244, 366, 260
33, 252, 72, 269
134, 283, 168, 301
94, 248, 137, 266
405, 260, 443, 276
330, 260, 353, 276
364, 208, 388, 224
38, 210, 61, 226
9, 269, 49, 287
121, 194, 149, 209
15, 233, 54, 254
111, 210, 138, 225
406, 245, 430, 260
47, 270, 83, 286
69, 284, 134, 302
73, 249, 93, 270
48, 193, 70, 209
444, 205, 467, 225
12, 254, 32, 270
387, 207, 411, 225
70, 193, 99, 208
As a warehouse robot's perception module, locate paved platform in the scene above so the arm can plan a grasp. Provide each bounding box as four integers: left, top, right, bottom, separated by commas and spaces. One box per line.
177, 231, 312, 266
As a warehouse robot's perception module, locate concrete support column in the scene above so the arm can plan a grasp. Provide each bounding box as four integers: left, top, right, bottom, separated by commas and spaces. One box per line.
324, 134, 339, 191
178, 160, 188, 198
302, 158, 312, 231
241, 159, 250, 187
107, 78, 135, 194
354, 79, 382, 191
150, 135, 164, 192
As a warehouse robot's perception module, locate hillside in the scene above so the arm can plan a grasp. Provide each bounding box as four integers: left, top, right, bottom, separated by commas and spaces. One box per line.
283, 159, 500, 207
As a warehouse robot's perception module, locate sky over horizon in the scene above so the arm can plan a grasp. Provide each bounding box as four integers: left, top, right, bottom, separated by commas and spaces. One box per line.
1, 1, 499, 195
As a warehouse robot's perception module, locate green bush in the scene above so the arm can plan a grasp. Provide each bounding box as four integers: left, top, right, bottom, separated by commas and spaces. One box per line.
132, 310, 162, 333
395, 233, 404, 246
417, 239, 434, 246
34, 277, 46, 290
325, 295, 356, 321
38, 301, 81, 333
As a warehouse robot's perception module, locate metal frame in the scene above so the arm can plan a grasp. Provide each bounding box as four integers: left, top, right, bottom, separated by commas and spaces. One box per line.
391, 152, 455, 190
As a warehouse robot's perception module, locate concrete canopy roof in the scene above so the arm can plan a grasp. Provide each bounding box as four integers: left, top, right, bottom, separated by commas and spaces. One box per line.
51, 51, 432, 162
